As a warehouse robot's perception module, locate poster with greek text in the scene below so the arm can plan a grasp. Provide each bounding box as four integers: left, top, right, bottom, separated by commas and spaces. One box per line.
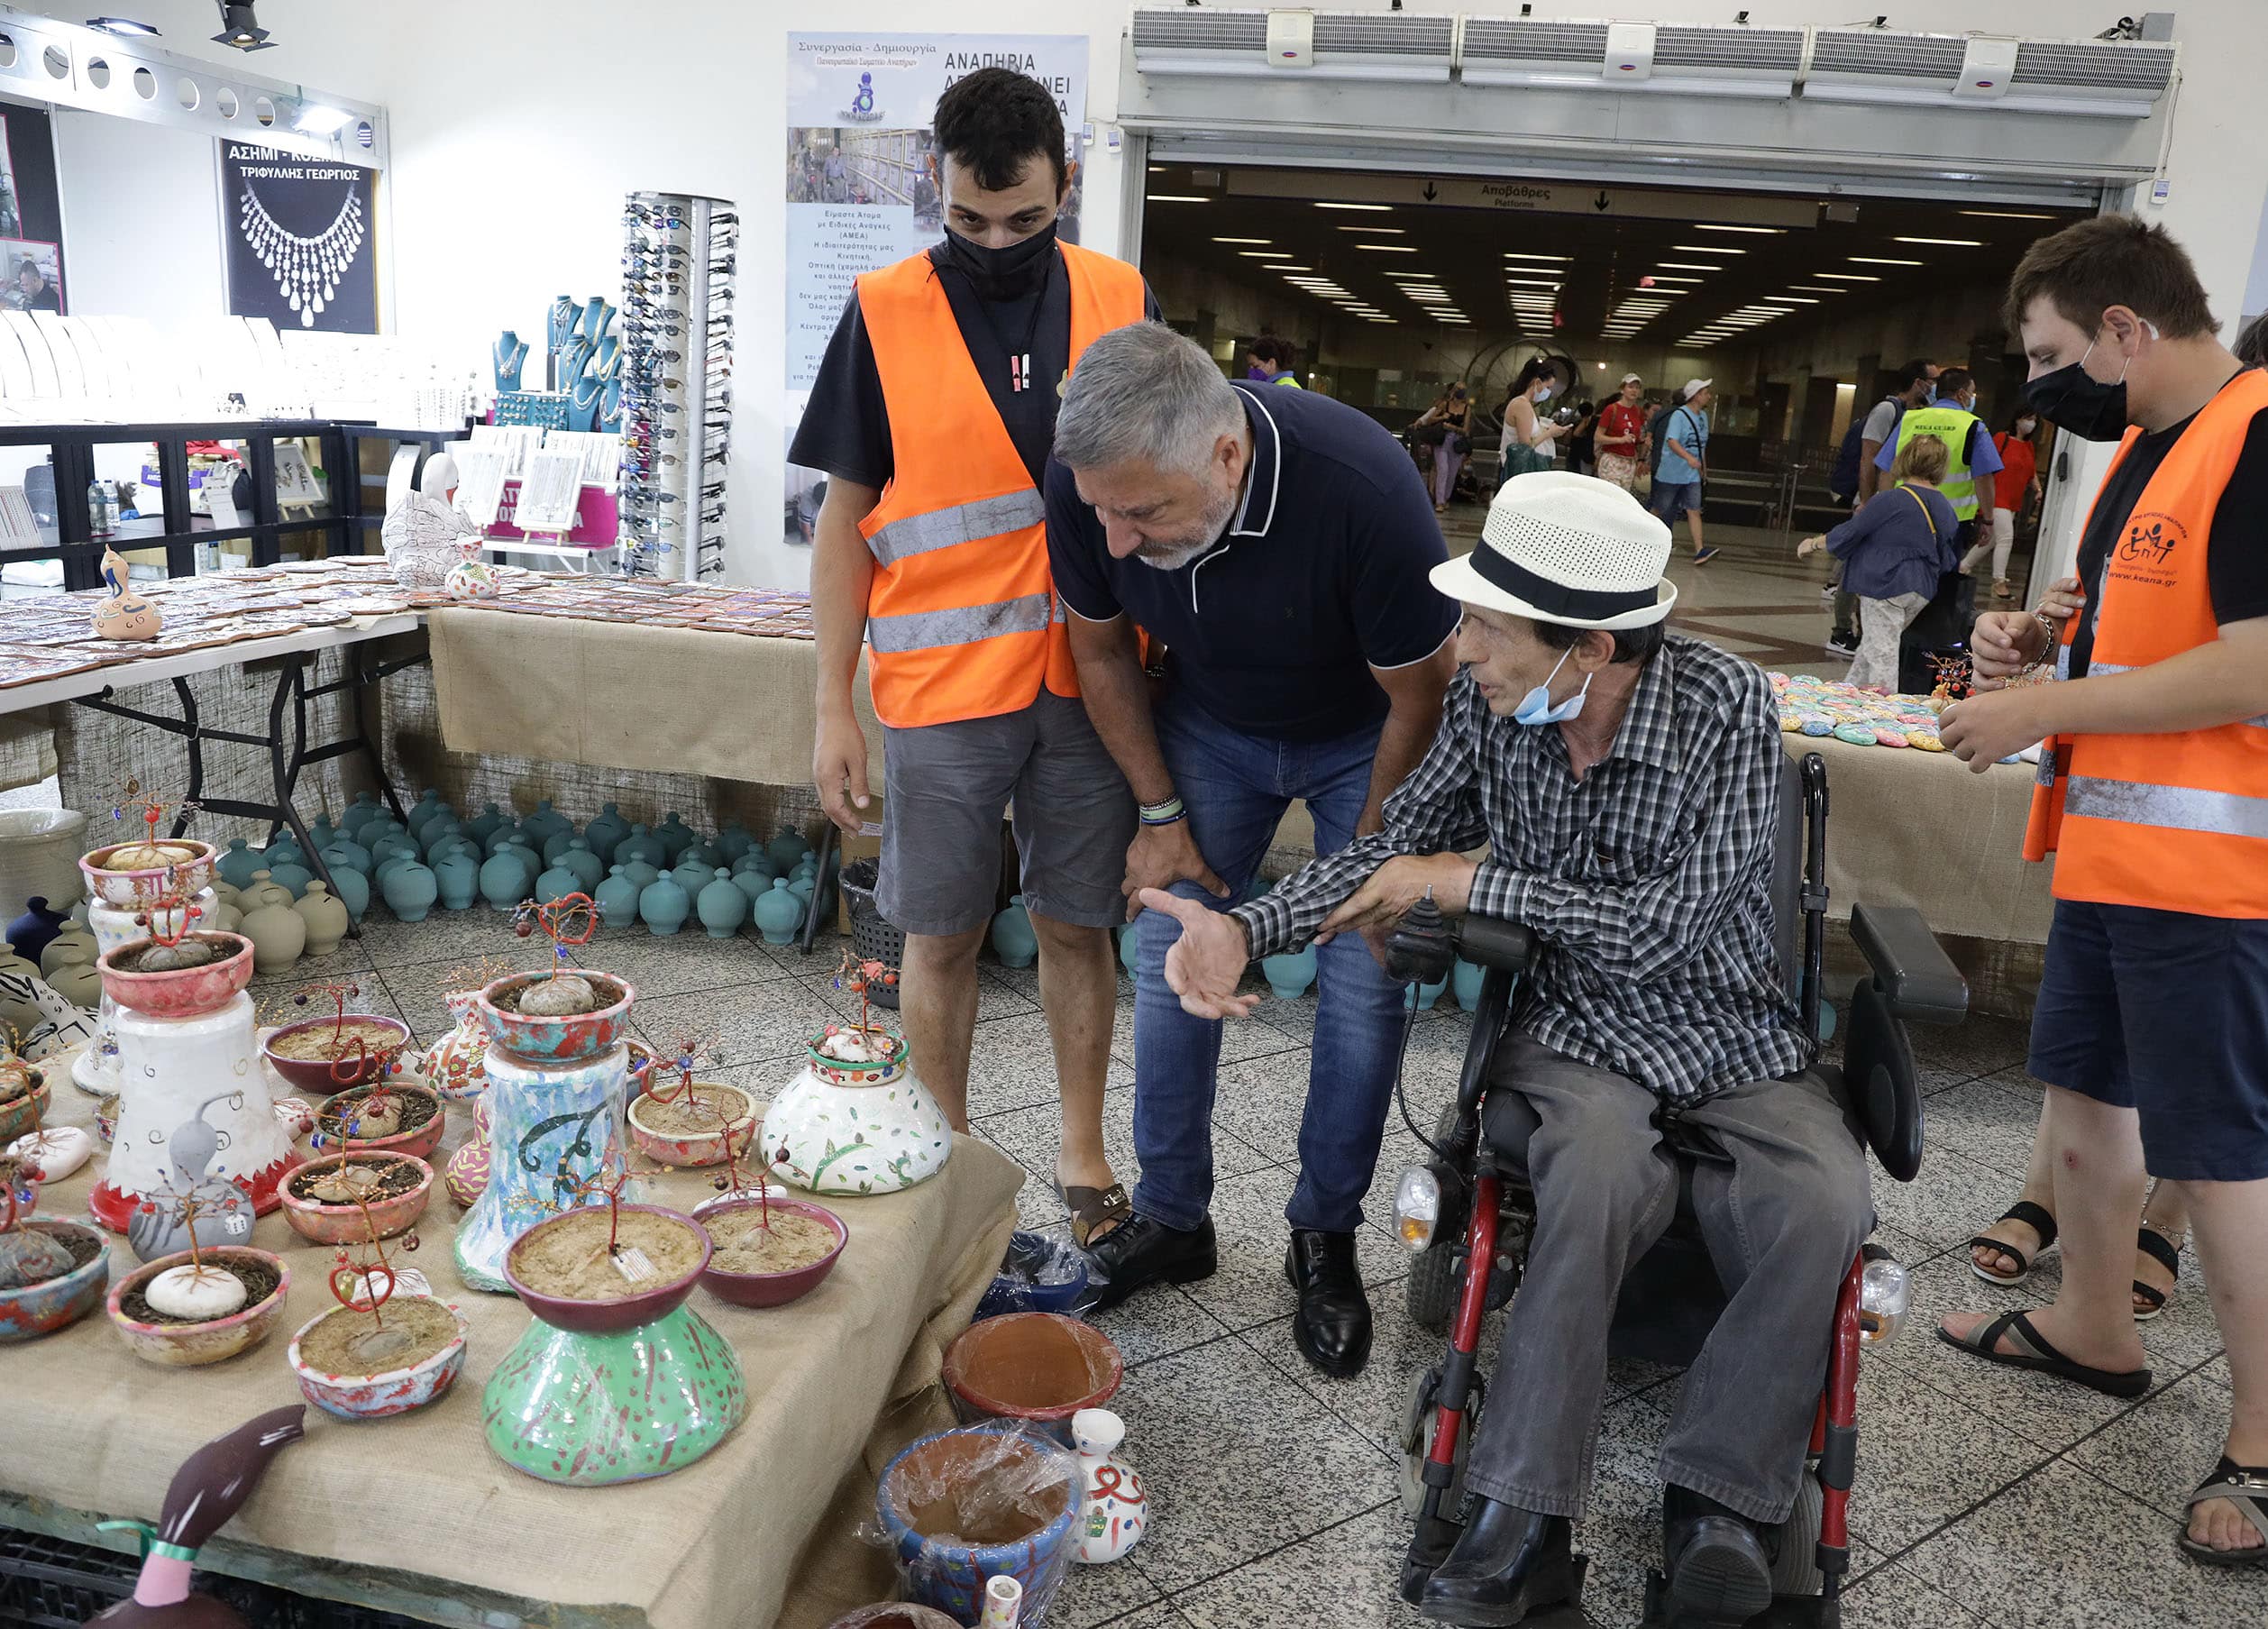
219, 142, 379, 333
782, 32, 1087, 547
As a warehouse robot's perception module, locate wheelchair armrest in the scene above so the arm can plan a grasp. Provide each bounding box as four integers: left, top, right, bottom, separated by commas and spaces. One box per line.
1455, 915, 1538, 975
1850, 902, 1968, 1027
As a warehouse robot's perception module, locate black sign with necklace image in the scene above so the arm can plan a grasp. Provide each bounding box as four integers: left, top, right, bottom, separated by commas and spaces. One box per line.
219, 141, 379, 333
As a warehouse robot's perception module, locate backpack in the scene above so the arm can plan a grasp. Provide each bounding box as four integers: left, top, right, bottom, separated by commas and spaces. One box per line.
1832, 398, 1902, 502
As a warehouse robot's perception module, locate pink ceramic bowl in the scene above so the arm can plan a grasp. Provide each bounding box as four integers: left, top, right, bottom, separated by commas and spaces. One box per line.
261, 1014, 412, 1095
626, 1084, 757, 1169
308, 1080, 445, 1160
503, 1204, 709, 1335
107, 1246, 289, 1368
698, 1197, 847, 1311
78, 838, 216, 908
474, 971, 635, 1066
0, 1075, 48, 1146
95, 932, 253, 1019
287, 1297, 469, 1421
278, 1153, 434, 1245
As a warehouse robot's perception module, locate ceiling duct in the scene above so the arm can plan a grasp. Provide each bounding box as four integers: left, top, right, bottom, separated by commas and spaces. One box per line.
1129, 7, 1455, 82
1458, 17, 1802, 96
1805, 27, 2173, 116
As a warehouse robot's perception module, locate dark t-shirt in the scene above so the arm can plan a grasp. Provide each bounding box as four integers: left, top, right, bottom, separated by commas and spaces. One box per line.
2070, 392, 2268, 677
1046, 383, 1459, 742
786, 243, 1159, 491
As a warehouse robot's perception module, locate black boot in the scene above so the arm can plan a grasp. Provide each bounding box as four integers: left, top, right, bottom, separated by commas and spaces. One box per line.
1418, 1496, 1581, 1626
1285, 1229, 1371, 1378
1661, 1485, 1773, 1628
1079, 1213, 1216, 1313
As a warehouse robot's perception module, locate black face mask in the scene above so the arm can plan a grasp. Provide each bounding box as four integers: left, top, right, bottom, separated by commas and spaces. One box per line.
938, 220, 1058, 302
2023, 335, 2134, 443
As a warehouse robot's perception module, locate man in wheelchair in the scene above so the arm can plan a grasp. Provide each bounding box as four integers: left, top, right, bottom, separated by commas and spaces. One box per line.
1141, 472, 1888, 1628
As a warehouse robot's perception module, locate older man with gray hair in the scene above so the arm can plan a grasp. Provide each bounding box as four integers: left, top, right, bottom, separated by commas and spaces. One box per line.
1044, 321, 1458, 1377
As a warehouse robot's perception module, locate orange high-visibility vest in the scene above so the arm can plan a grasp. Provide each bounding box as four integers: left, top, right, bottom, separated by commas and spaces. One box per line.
2024, 367, 2268, 918
855, 242, 1146, 728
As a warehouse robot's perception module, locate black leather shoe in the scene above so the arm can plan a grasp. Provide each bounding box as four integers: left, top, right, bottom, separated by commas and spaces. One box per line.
1418, 1496, 1582, 1626
1661, 1485, 1773, 1628
1285, 1229, 1372, 1378
1079, 1213, 1216, 1313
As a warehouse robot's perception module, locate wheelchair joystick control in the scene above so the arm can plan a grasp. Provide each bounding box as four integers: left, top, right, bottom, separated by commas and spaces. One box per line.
1385, 891, 1458, 988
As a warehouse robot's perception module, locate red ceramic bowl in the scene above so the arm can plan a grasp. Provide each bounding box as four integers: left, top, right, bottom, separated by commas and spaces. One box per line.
278, 1152, 434, 1245
261, 1014, 412, 1095
308, 1080, 445, 1160
503, 1203, 710, 1335
474, 971, 635, 1066
697, 1197, 847, 1310
942, 1312, 1123, 1432
96, 932, 253, 1019
78, 838, 216, 908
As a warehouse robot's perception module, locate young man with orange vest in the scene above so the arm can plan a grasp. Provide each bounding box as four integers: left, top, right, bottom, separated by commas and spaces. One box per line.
1937, 216, 2268, 1570
792, 68, 1154, 1240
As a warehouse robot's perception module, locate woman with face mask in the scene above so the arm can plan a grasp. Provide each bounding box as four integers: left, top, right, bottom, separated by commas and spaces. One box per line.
1960, 407, 2044, 599
1496, 357, 1571, 485
1413, 382, 1475, 512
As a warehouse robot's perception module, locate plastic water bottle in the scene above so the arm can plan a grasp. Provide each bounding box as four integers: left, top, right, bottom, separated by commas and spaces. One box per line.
87, 479, 119, 538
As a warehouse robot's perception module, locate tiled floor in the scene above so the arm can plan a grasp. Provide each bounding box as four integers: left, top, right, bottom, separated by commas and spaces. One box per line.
306, 913, 2267, 1629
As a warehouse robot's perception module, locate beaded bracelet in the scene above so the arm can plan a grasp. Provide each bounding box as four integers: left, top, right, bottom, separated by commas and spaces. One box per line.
1138, 796, 1185, 827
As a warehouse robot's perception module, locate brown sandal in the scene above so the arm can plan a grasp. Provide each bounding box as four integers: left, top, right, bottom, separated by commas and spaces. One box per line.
1058, 1181, 1133, 1249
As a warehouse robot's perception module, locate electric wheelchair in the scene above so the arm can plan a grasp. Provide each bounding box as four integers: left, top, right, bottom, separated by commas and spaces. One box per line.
1381, 753, 1970, 1627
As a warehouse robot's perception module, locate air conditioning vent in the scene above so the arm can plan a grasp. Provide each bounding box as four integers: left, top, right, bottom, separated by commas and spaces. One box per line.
1808, 29, 1970, 81
1458, 17, 1609, 69
1806, 26, 2173, 114
1312, 14, 1455, 57
1653, 24, 1805, 76
1129, 9, 1268, 55
2012, 39, 2175, 94
1129, 6, 1452, 81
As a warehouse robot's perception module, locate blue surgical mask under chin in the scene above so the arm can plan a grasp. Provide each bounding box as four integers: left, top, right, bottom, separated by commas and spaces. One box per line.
1513, 646, 1592, 726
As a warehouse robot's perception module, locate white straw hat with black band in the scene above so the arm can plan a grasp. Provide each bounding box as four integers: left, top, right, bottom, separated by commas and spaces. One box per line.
1430, 471, 1678, 631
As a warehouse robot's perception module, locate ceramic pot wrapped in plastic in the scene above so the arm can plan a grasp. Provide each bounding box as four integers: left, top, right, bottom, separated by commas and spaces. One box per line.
873, 1424, 1082, 1626
943, 1313, 1122, 1447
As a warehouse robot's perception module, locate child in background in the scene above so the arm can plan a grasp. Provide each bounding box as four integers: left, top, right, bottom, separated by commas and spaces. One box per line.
1797, 435, 1960, 691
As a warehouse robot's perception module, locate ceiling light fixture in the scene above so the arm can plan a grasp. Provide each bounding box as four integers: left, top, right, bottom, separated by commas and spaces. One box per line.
1342, 225, 1406, 233
1764, 296, 1820, 304
1212, 237, 1271, 245
1674, 244, 1745, 254
211, 1, 272, 50
1695, 224, 1785, 234
1815, 272, 1881, 281
1317, 202, 1393, 212
1893, 236, 1982, 247
1238, 251, 1290, 258
1502, 252, 1572, 261
1849, 256, 1925, 266
1959, 209, 2054, 220
1655, 263, 1724, 272
1146, 195, 1210, 204
1788, 286, 1846, 294
1357, 243, 1419, 252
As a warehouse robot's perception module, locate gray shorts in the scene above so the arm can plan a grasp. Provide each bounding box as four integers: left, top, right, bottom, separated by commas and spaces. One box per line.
877, 690, 1133, 938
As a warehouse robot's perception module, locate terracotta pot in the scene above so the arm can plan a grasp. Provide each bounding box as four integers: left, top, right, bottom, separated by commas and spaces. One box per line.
698, 1197, 847, 1310
78, 837, 216, 908
95, 932, 253, 1019
0, 1073, 48, 1145
309, 1080, 445, 1161
0, 1218, 109, 1342
287, 1297, 469, 1420
474, 970, 635, 1066
943, 1313, 1123, 1442
278, 1152, 434, 1244
626, 1082, 757, 1169
503, 1204, 708, 1336
261, 1014, 412, 1095
106, 1246, 289, 1367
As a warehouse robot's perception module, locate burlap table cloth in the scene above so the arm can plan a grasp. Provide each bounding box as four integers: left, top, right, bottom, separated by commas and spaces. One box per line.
7, 1076, 1023, 1629
428, 609, 888, 792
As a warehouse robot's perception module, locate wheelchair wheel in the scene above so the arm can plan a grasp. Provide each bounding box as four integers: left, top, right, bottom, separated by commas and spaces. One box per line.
1767, 1469, 1825, 1598
1396, 1364, 1478, 1521
1406, 1236, 1461, 1332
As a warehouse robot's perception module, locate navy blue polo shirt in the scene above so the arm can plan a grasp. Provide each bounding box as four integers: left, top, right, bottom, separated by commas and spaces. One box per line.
1045, 382, 1457, 742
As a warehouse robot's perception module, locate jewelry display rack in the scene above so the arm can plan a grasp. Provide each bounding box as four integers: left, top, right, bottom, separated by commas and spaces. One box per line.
617, 190, 735, 581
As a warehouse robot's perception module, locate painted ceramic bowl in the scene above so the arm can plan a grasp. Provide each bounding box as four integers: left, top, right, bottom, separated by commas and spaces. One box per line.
625, 1038, 658, 1097
697, 1196, 847, 1310
444, 1137, 491, 1208
278, 1152, 433, 1245
474, 971, 635, 1066
78, 838, 216, 907
0, 1219, 109, 1342
626, 1083, 758, 1169
503, 1204, 709, 1336
107, 1246, 289, 1367
94, 1093, 119, 1144
0, 1073, 48, 1146
95, 932, 253, 1019
261, 1014, 413, 1096
943, 1312, 1123, 1440
875, 1425, 1081, 1624
287, 1297, 469, 1420
309, 1080, 445, 1161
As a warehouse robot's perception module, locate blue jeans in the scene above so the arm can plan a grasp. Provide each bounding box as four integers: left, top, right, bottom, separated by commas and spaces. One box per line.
1132, 694, 1408, 1234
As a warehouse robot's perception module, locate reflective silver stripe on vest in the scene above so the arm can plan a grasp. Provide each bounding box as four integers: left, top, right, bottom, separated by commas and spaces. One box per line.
866, 490, 1045, 568
2054, 645, 2073, 682
2064, 775, 2268, 841
867, 591, 1053, 654
2069, 658, 2267, 726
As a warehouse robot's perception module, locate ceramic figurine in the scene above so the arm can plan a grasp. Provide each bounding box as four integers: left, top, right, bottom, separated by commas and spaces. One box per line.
695, 869, 748, 939
654, 812, 696, 863
595, 865, 640, 929
1072, 1408, 1148, 1564
90, 546, 160, 640
584, 802, 629, 863
122, 1094, 262, 1264
1260, 944, 1318, 1001
379, 858, 438, 923
292, 883, 349, 956
764, 1026, 950, 1197
555, 837, 603, 892
433, 850, 479, 911
381, 454, 479, 592
637, 873, 690, 937
617, 823, 664, 869
478, 848, 533, 911
88, 1406, 305, 1628
238, 897, 306, 974
752, 877, 803, 946
444, 553, 499, 600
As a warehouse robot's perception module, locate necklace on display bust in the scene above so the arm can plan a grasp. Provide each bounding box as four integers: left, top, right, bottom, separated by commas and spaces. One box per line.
237, 182, 365, 327
547, 297, 575, 351
494, 331, 528, 392
593, 336, 620, 380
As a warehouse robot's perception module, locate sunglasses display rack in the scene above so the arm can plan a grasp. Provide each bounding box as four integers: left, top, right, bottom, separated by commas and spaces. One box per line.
617, 189, 736, 580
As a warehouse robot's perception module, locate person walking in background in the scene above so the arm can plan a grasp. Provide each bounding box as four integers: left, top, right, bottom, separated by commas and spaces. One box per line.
1651, 379, 1715, 563
1497, 357, 1570, 484
1961, 407, 2043, 600
1595, 372, 1646, 491
1876, 365, 2000, 565
1566, 398, 1599, 476
1827, 359, 1941, 655
1797, 435, 1958, 691
1413, 382, 1474, 512
1246, 335, 1303, 388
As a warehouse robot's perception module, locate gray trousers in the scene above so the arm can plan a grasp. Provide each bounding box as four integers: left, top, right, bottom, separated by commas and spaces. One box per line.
1464, 1033, 1872, 1526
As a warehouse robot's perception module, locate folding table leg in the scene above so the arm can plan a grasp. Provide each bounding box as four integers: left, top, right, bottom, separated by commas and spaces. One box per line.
799, 819, 837, 956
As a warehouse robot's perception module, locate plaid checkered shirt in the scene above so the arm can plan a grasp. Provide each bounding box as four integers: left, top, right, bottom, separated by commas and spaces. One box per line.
1234, 634, 1807, 1103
